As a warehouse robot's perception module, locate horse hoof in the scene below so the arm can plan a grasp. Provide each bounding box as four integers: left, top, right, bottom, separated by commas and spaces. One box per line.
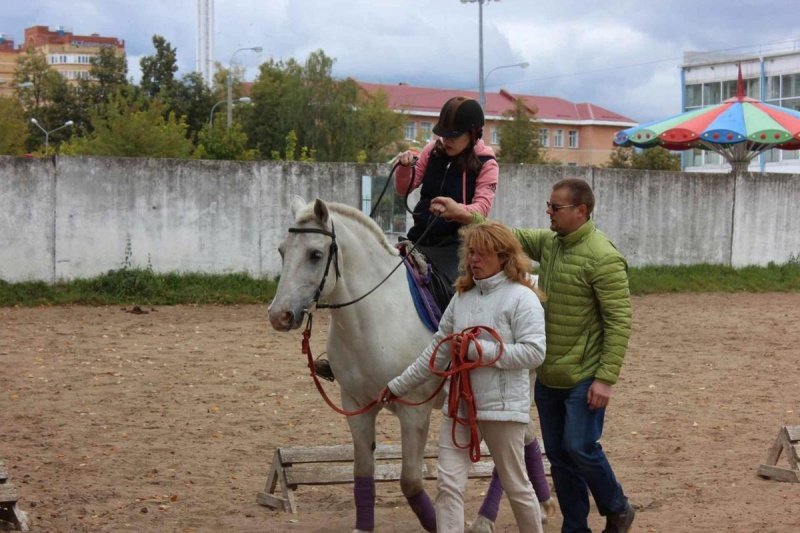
466, 515, 495, 533
314, 358, 335, 382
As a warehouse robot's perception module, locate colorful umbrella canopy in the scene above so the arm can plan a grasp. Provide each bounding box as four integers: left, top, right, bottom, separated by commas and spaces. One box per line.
614, 68, 800, 172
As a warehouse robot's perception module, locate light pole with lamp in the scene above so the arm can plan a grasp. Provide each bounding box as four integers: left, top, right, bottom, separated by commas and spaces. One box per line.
30, 118, 73, 153
227, 46, 262, 129
460, 0, 500, 109
209, 97, 252, 128
483, 61, 529, 100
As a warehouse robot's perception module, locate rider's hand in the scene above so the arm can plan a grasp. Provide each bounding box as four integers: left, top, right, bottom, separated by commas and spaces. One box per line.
380, 387, 397, 404
397, 151, 417, 167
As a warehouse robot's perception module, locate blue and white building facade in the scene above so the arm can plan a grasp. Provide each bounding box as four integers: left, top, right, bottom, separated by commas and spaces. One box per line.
681, 47, 800, 173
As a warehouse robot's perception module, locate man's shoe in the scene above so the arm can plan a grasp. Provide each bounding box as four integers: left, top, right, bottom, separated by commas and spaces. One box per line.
602, 503, 635, 533
314, 358, 335, 382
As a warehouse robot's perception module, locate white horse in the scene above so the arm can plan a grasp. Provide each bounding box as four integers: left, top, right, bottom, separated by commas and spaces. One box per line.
268, 197, 441, 532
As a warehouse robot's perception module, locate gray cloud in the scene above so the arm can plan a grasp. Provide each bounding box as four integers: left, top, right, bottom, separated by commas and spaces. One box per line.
5, 0, 799, 122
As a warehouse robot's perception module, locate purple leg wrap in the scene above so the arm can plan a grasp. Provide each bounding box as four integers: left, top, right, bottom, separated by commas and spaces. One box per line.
477, 467, 503, 521
406, 489, 437, 532
525, 439, 551, 502
354, 476, 375, 531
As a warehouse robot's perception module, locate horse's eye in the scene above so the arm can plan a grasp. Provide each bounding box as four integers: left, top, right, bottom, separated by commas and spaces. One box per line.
310, 250, 324, 262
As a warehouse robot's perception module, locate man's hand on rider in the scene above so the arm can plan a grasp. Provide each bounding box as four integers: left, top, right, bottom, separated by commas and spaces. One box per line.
430, 197, 472, 225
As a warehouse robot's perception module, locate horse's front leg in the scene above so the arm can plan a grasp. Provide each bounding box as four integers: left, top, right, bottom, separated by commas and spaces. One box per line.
344, 397, 379, 533
397, 403, 437, 532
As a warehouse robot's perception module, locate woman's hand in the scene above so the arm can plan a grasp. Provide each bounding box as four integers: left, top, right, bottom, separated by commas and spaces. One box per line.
397, 151, 418, 167
380, 387, 397, 404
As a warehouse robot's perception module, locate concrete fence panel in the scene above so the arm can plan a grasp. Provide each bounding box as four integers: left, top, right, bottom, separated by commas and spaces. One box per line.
731, 172, 800, 266
0, 157, 56, 282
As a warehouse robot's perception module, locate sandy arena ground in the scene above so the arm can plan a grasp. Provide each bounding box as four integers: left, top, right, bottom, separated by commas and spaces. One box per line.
1, 293, 799, 532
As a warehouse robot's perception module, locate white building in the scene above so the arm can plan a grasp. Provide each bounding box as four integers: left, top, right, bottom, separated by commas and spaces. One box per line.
681, 45, 800, 173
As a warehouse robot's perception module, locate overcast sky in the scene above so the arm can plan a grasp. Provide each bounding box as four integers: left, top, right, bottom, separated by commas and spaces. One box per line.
5, 0, 800, 122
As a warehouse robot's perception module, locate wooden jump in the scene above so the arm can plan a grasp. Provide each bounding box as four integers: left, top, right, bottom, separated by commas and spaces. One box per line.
257, 441, 549, 513
757, 425, 800, 483
0, 459, 29, 531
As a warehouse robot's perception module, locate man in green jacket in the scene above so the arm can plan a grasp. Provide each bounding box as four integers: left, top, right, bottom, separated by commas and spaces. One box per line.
431, 178, 635, 533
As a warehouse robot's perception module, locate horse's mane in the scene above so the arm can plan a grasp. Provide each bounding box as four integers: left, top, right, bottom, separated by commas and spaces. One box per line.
295, 202, 399, 256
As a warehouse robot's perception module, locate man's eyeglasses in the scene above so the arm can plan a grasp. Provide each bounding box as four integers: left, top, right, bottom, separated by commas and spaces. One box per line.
547, 202, 577, 212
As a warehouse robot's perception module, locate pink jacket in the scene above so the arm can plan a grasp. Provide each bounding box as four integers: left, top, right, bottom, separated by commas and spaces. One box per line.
394, 139, 498, 216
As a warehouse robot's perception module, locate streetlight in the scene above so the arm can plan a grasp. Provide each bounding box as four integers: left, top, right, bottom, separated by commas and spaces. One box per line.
209, 97, 252, 128
227, 46, 262, 129
30, 118, 74, 153
483, 61, 529, 99
460, 0, 500, 109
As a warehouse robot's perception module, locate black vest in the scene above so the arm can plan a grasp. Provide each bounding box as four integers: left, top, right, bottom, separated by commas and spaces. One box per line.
407, 153, 494, 246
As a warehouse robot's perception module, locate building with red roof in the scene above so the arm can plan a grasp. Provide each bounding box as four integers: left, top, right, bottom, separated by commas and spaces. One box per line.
359, 81, 635, 166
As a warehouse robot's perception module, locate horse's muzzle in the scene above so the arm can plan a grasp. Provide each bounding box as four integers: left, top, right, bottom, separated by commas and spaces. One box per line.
267, 305, 303, 331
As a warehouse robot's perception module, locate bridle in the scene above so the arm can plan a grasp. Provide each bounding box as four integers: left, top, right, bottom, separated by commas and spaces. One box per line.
287, 212, 437, 312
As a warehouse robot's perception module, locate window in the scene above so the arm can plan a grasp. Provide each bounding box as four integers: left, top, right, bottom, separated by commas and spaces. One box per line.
782, 73, 800, 98
685, 84, 702, 108
404, 122, 416, 140
419, 121, 432, 140
703, 82, 722, 105
568, 130, 578, 148
539, 128, 549, 147
491, 127, 500, 145
553, 129, 564, 148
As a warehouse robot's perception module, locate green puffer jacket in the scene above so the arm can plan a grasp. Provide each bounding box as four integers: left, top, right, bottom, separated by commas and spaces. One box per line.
514, 220, 631, 389
473, 216, 632, 388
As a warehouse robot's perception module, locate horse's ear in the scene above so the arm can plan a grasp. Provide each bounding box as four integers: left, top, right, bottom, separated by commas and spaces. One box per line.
290, 196, 307, 217
313, 199, 329, 224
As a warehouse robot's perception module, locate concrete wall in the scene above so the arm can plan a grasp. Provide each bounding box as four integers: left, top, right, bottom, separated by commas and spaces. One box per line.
1, 155, 798, 283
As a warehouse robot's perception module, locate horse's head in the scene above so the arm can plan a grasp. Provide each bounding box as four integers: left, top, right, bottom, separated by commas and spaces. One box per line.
268, 196, 339, 331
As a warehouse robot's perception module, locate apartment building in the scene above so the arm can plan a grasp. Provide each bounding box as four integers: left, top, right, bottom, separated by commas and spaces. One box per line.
359, 82, 636, 166
0, 25, 125, 97
681, 46, 800, 173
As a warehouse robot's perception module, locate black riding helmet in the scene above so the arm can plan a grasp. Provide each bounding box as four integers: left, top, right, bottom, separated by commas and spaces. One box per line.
432, 96, 484, 138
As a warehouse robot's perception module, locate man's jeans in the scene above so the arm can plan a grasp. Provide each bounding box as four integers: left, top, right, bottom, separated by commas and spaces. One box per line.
534, 378, 628, 533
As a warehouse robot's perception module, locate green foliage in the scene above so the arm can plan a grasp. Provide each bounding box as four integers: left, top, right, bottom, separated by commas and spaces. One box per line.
245, 50, 402, 162
269, 130, 316, 161
628, 262, 800, 294
0, 97, 29, 155
168, 72, 216, 141
497, 98, 547, 164
61, 92, 195, 158
139, 35, 178, 99
0, 271, 277, 307
195, 120, 259, 160
606, 146, 680, 171
606, 146, 632, 168
15, 47, 78, 153
3, 262, 799, 307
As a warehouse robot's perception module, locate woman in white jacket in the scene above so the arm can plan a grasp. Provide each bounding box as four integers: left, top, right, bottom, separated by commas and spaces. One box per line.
381, 221, 547, 533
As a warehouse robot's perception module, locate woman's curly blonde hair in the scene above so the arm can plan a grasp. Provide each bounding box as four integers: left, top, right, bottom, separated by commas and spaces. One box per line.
454, 220, 545, 301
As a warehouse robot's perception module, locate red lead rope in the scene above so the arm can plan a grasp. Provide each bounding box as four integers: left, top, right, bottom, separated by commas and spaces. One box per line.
428, 326, 504, 463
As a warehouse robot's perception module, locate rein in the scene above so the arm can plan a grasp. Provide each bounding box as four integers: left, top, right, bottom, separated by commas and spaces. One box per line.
300, 314, 446, 417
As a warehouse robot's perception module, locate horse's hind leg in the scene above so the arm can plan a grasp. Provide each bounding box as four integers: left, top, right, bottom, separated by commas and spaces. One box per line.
346, 406, 379, 532
397, 405, 437, 532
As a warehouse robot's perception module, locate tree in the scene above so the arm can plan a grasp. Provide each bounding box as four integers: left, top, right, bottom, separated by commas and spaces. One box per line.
195, 120, 259, 160
605, 146, 680, 171
0, 97, 29, 155
139, 35, 178, 99
245, 50, 403, 162
497, 98, 547, 164
14, 47, 78, 152
61, 92, 195, 158
168, 72, 216, 141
